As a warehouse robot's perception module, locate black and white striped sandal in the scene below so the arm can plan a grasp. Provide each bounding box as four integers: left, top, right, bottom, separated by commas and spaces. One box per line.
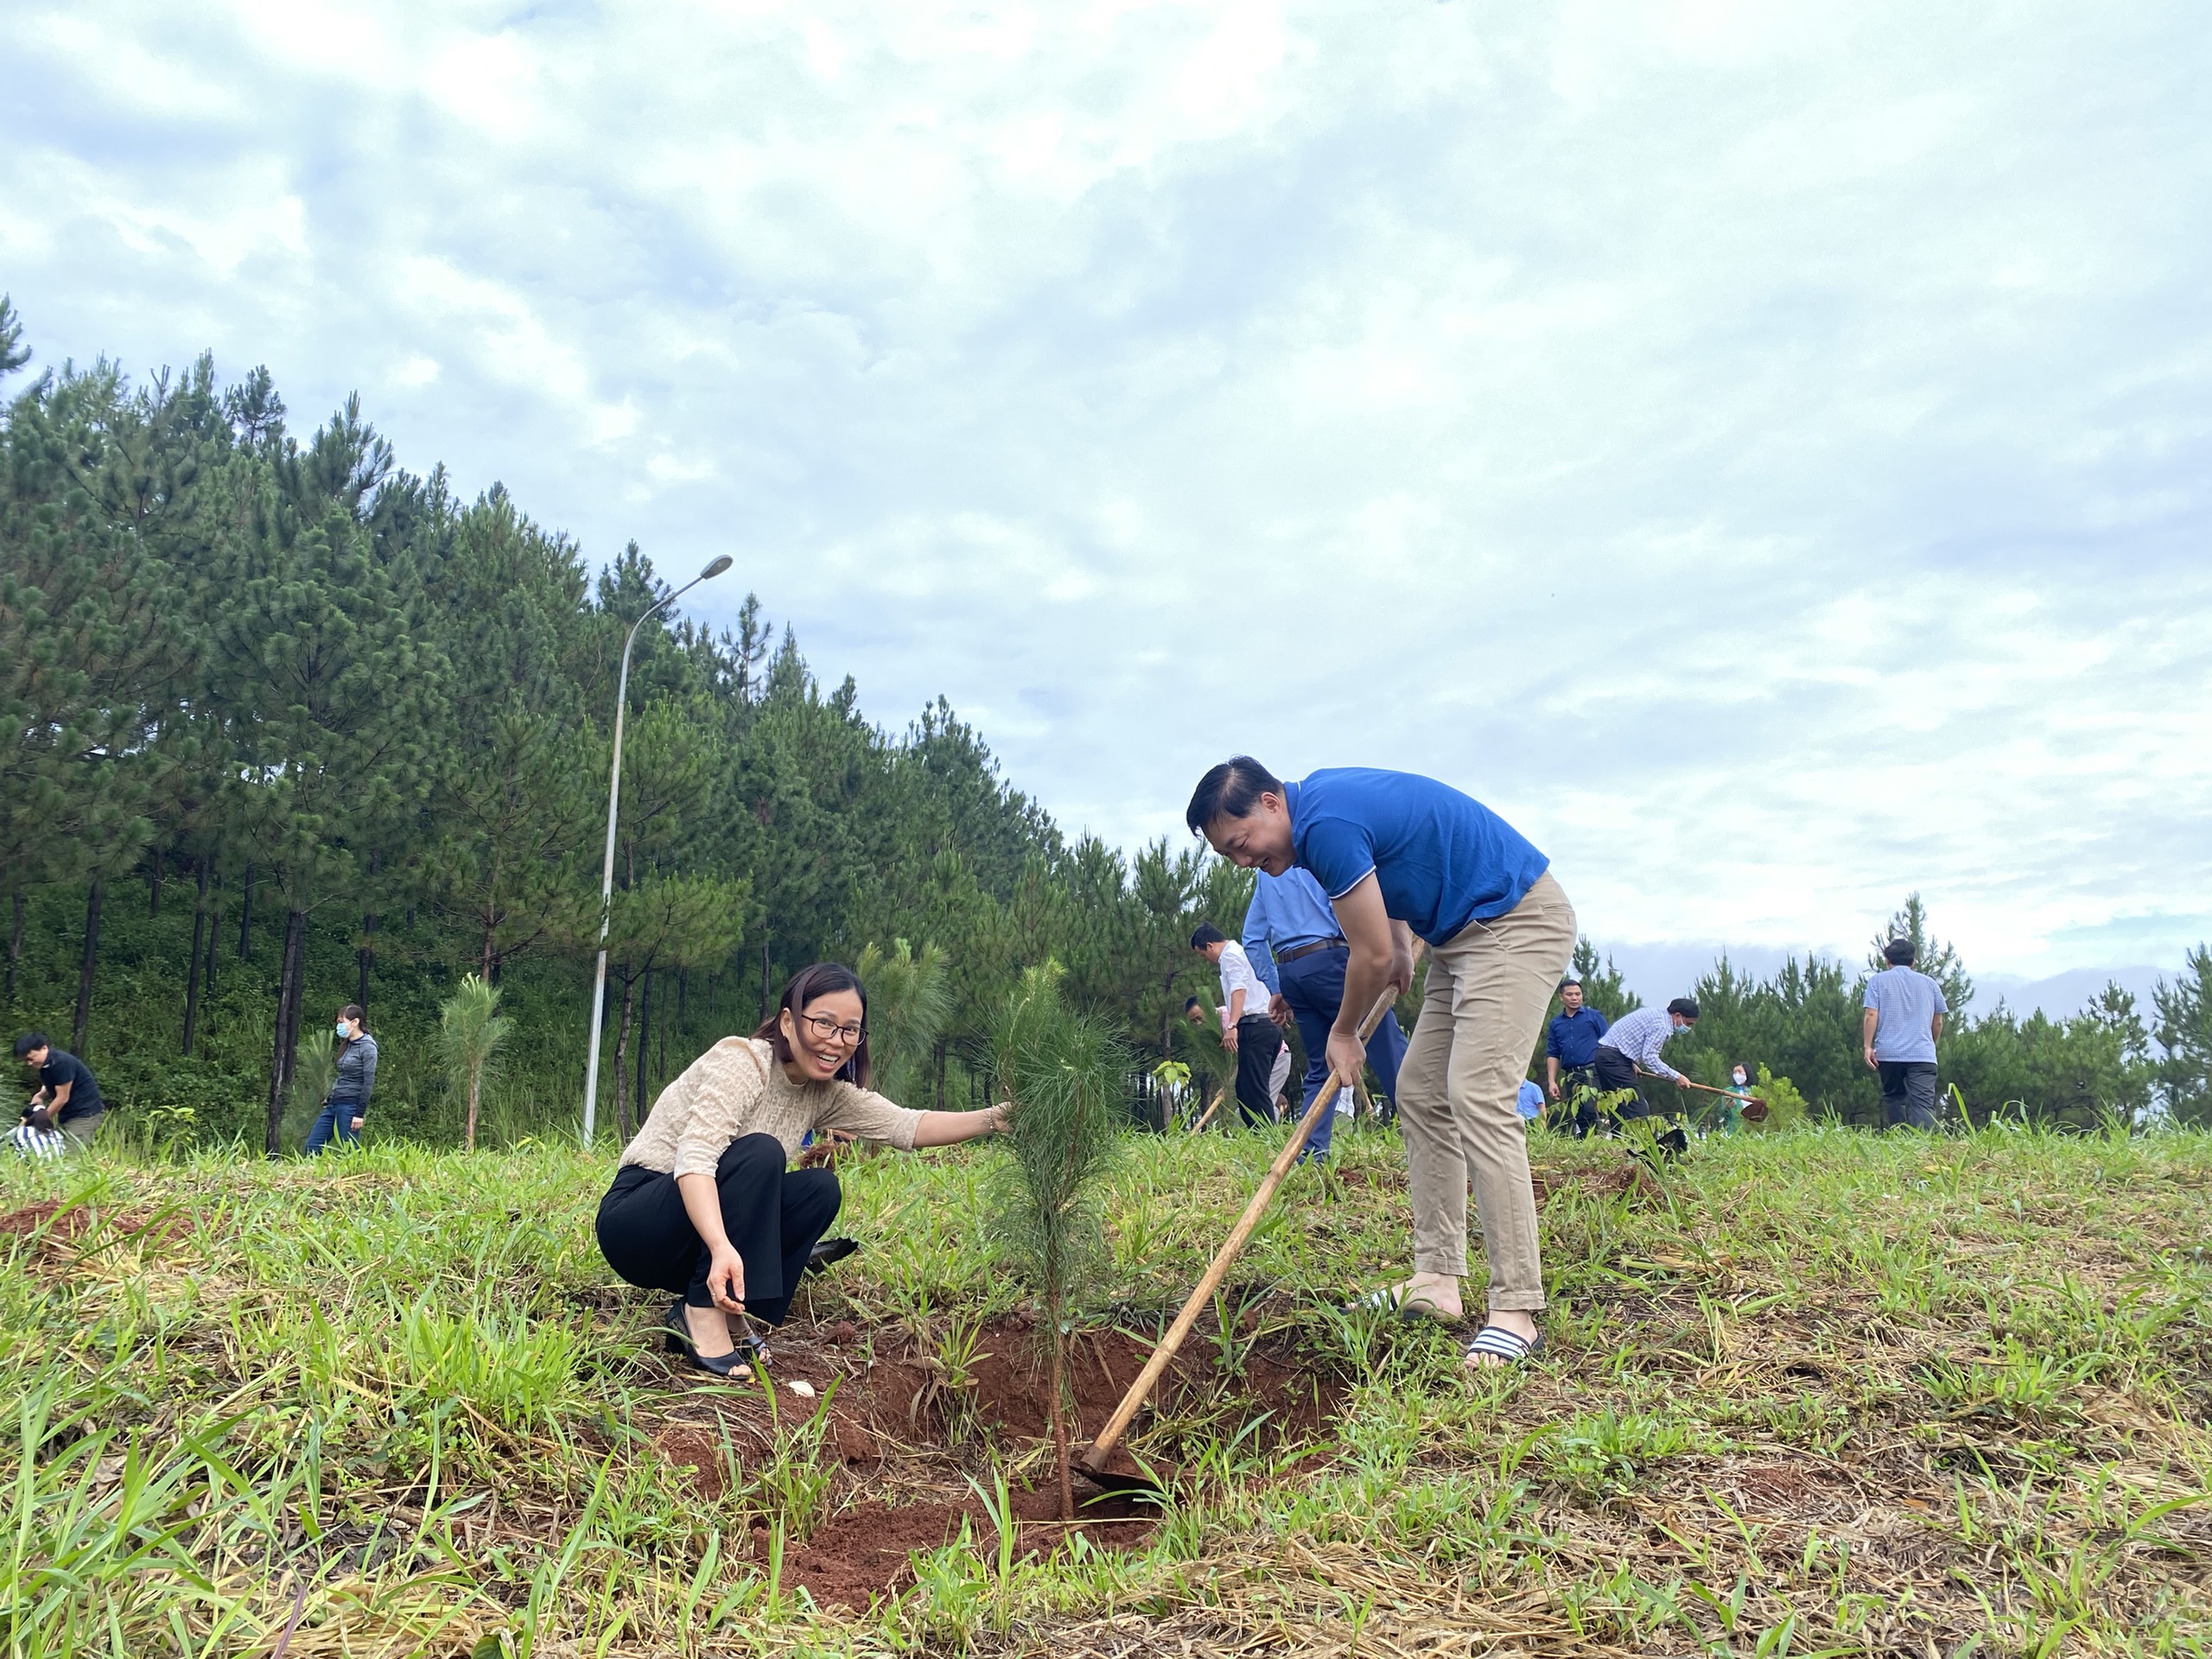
1464, 1325, 1547, 1367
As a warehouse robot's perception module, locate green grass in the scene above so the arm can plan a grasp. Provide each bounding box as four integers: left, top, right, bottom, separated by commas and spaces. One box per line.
3, 1117, 2209, 1656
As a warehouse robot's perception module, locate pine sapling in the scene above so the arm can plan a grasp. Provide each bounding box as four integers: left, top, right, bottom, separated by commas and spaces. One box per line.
439, 972, 511, 1151
986, 964, 1126, 1519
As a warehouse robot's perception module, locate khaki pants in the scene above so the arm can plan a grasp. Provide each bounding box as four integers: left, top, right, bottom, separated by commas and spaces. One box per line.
1395, 870, 1575, 1309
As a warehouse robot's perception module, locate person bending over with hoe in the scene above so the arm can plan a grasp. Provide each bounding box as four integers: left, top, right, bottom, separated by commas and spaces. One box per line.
1592, 999, 1699, 1151
1188, 756, 1574, 1371
594, 962, 1005, 1379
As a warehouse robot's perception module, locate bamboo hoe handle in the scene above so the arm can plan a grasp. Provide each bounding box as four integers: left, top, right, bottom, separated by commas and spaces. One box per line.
1084, 987, 1397, 1470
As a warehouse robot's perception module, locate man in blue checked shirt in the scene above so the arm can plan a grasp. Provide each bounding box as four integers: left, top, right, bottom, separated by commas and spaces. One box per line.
1242, 867, 1408, 1161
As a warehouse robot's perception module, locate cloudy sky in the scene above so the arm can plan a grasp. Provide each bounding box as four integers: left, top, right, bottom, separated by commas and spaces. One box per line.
6, 1, 2208, 1006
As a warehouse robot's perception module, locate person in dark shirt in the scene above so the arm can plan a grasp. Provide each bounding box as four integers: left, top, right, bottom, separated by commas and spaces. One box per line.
307, 1005, 379, 1154
13, 1033, 106, 1148
1543, 978, 1611, 1138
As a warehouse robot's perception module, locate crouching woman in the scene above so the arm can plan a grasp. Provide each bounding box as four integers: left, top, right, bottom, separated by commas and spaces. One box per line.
596, 963, 1003, 1376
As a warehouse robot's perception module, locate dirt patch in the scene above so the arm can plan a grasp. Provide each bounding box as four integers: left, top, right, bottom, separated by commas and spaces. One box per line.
1532, 1163, 1666, 1207
0, 1201, 193, 1267
827, 1315, 1343, 1452
772, 1483, 1159, 1609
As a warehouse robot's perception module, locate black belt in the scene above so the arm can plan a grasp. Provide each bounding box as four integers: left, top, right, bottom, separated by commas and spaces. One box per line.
1276, 938, 1347, 964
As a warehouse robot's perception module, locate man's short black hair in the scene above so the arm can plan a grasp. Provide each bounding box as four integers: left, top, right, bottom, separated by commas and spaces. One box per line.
14, 1033, 50, 1059
1190, 923, 1226, 950
1185, 756, 1283, 836
1883, 938, 1916, 966
1666, 997, 1700, 1021
1559, 976, 1583, 992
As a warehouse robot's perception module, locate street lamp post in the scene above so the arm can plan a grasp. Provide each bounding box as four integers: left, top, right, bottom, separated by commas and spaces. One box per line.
582, 553, 734, 1145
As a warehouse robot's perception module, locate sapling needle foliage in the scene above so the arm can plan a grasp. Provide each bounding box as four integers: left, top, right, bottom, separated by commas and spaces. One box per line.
986, 963, 1126, 1520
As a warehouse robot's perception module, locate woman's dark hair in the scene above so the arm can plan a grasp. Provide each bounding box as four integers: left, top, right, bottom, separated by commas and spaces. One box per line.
753, 963, 872, 1087
1185, 756, 1282, 836
1183, 995, 1203, 1014
1189, 923, 1226, 950
1667, 997, 1700, 1020
1731, 1059, 1751, 1080
340, 1004, 365, 1028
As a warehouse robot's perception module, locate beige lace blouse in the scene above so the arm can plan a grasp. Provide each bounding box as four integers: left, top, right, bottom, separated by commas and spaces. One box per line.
618, 1037, 923, 1179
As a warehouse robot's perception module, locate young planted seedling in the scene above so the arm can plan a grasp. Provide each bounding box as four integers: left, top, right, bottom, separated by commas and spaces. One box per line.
986, 963, 1127, 1519
438, 972, 511, 1152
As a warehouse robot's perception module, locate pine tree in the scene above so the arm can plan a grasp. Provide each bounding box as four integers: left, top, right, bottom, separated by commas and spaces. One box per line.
203, 412, 448, 1154
987, 964, 1125, 1520
2152, 947, 2212, 1127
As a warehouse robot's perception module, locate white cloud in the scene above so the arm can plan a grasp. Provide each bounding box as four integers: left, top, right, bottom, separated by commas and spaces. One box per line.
5, 0, 2209, 982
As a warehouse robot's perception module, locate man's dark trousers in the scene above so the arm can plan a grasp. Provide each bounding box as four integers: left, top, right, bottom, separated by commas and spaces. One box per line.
1878, 1062, 1939, 1130
1277, 944, 1408, 1157
1232, 1015, 1285, 1128
1592, 1047, 1652, 1127
1557, 1065, 1601, 1137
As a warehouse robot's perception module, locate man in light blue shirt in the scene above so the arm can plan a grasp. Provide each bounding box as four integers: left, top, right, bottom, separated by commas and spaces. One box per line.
1862, 938, 1948, 1129
1242, 867, 1408, 1160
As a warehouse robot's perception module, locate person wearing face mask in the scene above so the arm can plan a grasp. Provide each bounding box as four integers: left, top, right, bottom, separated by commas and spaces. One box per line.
305, 1006, 377, 1154
1714, 1060, 1754, 1135
594, 962, 1007, 1379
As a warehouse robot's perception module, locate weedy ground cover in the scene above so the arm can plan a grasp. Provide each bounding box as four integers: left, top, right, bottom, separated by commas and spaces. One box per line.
3, 1118, 2209, 1656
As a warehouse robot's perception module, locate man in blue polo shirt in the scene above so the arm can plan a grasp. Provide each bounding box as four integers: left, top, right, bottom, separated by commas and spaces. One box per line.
1242, 866, 1408, 1161
1544, 977, 1610, 1137
1188, 756, 1574, 1370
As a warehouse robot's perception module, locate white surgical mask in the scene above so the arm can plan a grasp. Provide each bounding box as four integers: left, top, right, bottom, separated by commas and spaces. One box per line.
1732, 1070, 1746, 1085
335, 1022, 351, 1039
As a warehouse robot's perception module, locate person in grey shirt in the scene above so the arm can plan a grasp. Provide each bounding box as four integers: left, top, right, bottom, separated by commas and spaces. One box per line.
307, 1005, 378, 1154
1862, 939, 1948, 1129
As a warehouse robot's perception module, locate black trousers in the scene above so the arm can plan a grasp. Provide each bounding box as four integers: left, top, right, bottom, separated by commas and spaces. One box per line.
1592, 1047, 1653, 1125
1233, 1014, 1285, 1128
1555, 1064, 1601, 1137
594, 1134, 842, 1327
1878, 1061, 1940, 1130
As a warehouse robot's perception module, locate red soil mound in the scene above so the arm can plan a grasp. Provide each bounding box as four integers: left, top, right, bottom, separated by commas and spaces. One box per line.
832, 1313, 1342, 1452
770, 1482, 1159, 1609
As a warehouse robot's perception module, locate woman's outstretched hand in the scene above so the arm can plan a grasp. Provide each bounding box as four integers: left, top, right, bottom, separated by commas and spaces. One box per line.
705, 1245, 747, 1314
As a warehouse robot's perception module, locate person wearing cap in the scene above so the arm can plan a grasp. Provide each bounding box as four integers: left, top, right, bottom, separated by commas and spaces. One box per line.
1185, 756, 1574, 1371
1592, 999, 1699, 1131
1543, 978, 1611, 1137
1242, 866, 1408, 1160
1190, 923, 1286, 1128
1863, 938, 1947, 1129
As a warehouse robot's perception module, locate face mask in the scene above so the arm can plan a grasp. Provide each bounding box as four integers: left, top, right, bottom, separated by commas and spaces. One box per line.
335, 1023, 351, 1039
1732, 1071, 1746, 1086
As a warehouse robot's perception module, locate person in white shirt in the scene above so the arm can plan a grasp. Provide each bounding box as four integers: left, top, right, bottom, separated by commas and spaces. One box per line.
1185, 996, 1294, 1122
1191, 923, 1287, 1127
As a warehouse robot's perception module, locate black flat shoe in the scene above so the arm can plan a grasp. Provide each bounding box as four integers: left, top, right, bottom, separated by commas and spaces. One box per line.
805, 1236, 860, 1274
662, 1301, 760, 1380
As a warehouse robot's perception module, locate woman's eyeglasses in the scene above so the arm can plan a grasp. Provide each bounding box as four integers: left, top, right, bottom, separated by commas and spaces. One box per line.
799, 1013, 867, 1046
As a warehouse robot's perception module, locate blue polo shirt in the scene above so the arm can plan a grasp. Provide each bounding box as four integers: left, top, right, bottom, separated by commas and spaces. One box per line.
1546, 1006, 1610, 1066
1286, 769, 1549, 946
